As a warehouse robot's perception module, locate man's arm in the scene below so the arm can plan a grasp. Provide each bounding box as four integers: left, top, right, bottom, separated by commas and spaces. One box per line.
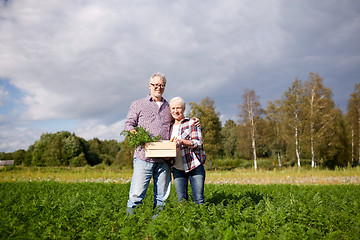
124, 102, 139, 131
191, 117, 201, 128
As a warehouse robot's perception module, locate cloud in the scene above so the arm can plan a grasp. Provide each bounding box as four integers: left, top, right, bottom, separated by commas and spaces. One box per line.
0, 125, 42, 152
74, 119, 126, 142
0, 0, 359, 152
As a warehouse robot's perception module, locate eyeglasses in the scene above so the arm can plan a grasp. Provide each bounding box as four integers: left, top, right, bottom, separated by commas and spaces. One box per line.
150, 83, 166, 89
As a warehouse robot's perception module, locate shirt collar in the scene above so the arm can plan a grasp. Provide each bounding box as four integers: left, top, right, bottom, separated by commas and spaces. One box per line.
147, 94, 165, 102
180, 117, 190, 123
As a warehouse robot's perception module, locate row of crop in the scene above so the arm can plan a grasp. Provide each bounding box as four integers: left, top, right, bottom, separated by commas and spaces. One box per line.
1, 182, 359, 239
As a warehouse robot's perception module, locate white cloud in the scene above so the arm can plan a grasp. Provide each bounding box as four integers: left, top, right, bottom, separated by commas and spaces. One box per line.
0, 126, 42, 152
74, 119, 126, 142
0, 0, 359, 152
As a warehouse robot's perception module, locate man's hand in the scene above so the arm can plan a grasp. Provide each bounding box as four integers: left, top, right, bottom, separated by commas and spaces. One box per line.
192, 117, 201, 128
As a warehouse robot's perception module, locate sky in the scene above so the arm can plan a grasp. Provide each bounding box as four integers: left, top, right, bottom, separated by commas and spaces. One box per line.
0, 0, 359, 152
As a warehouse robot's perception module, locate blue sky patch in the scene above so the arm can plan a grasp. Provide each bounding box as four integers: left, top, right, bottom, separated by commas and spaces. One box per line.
0, 79, 26, 115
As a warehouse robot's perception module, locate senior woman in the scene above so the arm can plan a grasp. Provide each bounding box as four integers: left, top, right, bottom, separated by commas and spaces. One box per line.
169, 97, 206, 204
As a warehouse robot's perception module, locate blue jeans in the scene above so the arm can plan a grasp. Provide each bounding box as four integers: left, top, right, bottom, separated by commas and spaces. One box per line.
172, 164, 205, 204
127, 158, 171, 210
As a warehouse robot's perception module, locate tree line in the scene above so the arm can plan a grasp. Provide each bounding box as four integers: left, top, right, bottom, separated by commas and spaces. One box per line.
0, 132, 133, 168
1, 73, 359, 169
195, 73, 358, 170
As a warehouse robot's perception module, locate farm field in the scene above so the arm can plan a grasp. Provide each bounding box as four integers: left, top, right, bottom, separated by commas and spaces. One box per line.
1, 181, 359, 239
0, 167, 360, 239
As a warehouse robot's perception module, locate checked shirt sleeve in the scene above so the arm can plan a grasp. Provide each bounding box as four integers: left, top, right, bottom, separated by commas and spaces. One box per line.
179, 118, 206, 172
189, 121, 203, 149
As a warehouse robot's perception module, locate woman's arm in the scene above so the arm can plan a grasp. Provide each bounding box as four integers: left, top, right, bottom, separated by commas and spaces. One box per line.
177, 120, 203, 148
176, 139, 193, 148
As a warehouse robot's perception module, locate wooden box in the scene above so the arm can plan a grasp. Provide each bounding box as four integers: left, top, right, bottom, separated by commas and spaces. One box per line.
145, 141, 176, 158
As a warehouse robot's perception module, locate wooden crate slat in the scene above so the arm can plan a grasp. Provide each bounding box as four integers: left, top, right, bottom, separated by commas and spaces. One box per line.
145, 141, 176, 158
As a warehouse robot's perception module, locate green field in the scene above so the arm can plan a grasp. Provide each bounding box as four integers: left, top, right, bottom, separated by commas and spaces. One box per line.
1, 180, 360, 239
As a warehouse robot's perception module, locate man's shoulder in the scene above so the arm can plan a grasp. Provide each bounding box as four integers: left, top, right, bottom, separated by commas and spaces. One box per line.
131, 95, 151, 105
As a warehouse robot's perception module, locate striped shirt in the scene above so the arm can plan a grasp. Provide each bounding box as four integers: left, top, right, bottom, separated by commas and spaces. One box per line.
124, 94, 173, 162
175, 118, 206, 172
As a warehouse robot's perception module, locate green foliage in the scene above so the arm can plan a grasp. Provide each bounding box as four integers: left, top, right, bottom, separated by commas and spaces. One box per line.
121, 126, 162, 148
111, 141, 132, 168
188, 97, 222, 170
346, 83, 360, 166
0, 182, 359, 239
86, 138, 102, 166
69, 152, 87, 167
0, 152, 13, 160
221, 119, 238, 158
3, 132, 127, 168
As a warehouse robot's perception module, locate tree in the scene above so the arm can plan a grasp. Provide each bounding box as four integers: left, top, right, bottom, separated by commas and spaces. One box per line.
221, 119, 238, 158
236, 124, 252, 159
346, 83, 360, 165
282, 79, 304, 168
86, 138, 102, 166
319, 108, 349, 168
13, 149, 25, 165
114, 140, 134, 168
238, 89, 263, 170
63, 134, 86, 165
303, 73, 337, 168
24, 131, 88, 167
188, 97, 222, 170
266, 100, 285, 167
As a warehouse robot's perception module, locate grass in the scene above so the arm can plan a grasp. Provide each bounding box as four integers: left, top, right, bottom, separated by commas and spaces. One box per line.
0, 165, 133, 183
1, 164, 359, 185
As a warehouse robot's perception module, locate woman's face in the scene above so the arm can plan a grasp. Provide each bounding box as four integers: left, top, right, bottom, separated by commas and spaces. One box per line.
170, 101, 185, 122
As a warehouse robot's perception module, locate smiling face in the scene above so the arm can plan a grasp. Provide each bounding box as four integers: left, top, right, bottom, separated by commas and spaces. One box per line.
149, 76, 165, 101
170, 100, 185, 122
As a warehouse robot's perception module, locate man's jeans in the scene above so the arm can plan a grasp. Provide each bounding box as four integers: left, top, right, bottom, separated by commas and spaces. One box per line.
127, 158, 171, 211
172, 164, 205, 204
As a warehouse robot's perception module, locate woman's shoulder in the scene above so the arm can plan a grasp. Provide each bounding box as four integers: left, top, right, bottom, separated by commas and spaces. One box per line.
181, 117, 192, 124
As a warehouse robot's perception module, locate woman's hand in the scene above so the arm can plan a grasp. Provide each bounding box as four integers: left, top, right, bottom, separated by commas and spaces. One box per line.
175, 139, 182, 147
176, 139, 193, 148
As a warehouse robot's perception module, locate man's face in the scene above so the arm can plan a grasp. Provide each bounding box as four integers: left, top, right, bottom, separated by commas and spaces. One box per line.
149, 76, 165, 99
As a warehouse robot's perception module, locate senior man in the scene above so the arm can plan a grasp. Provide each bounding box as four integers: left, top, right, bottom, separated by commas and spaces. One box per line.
124, 73, 173, 218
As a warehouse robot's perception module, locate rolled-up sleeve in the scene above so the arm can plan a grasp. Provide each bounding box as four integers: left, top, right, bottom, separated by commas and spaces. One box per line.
189, 124, 203, 149
180, 119, 203, 149
179, 118, 206, 172
124, 101, 138, 131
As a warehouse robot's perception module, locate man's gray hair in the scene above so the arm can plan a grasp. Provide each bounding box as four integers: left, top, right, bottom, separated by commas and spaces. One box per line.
149, 72, 167, 85
169, 97, 186, 109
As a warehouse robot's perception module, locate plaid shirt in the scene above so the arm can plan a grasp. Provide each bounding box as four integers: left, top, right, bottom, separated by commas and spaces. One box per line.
176, 118, 206, 172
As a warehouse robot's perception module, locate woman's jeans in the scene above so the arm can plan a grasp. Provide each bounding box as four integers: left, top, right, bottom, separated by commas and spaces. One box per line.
172, 164, 205, 204
127, 158, 171, 211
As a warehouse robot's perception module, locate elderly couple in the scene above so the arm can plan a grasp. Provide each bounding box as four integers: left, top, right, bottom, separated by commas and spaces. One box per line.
124, 73, 206, 218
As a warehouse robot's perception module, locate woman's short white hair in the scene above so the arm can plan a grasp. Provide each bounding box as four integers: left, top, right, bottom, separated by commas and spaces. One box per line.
169, 97, 186, 109
149, 72, 167, 85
